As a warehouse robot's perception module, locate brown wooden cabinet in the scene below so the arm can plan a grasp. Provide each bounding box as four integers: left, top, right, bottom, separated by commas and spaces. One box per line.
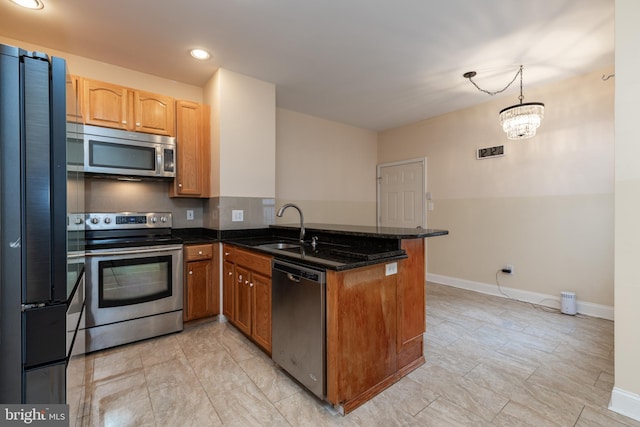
222, 244, 272, 353
222, 259, 235, 320
325, 238, 426, 414
183, 243, 219, 322
234, 265, 252, 336
83, 78, 175, 136
133, 90, 175, 136
170, 100, 210, 198
83, 78, 128, 130
66, 75, 83, 123
396, 238, 425, 370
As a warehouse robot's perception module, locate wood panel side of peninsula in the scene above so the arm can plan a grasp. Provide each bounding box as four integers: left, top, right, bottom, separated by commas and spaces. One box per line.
326, 238, 425, 414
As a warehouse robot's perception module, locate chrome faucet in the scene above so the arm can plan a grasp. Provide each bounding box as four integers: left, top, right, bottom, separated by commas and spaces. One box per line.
276, 203, 305, 243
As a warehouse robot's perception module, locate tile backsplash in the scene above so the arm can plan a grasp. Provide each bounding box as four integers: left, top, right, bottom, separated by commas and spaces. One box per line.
204, 197, 275, 230
84, 178, 274, 230
84, 178, 204, 228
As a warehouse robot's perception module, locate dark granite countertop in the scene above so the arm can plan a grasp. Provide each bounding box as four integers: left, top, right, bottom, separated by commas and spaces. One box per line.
174, 224, 448, 270
271, 223, 448, 239
172, 228, 219, 245
222, 224, 448, 271
223, 236, 408, 271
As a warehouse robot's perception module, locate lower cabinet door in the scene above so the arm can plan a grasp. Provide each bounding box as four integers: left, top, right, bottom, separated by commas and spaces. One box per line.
222, 260, 235, 320
186, 259, 214, 321
234, 266, 252, 336
251, 272, 272, 353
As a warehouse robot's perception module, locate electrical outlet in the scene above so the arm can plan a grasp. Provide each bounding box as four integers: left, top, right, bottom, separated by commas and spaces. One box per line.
232, 210, 244, 222
186, 210, 194, 221
385, 262, 398, 276
503, 264, 514, 275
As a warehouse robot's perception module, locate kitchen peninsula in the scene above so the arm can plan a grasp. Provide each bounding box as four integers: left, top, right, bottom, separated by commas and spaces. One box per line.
222, 223, 448, 414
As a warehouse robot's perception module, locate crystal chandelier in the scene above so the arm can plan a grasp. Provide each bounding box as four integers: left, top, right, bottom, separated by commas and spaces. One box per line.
464, 65, 544, 140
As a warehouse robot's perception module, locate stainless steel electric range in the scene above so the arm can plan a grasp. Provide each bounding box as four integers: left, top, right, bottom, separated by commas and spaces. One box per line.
82, 212, 183, 353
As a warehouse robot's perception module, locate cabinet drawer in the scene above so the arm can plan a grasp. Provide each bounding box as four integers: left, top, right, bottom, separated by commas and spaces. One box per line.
222, 244, 235, 263
234, 248, 272, 277
185, 244, 213, 261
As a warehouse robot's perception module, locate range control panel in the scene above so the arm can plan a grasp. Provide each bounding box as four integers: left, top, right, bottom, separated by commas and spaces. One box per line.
85, 212, 172, 230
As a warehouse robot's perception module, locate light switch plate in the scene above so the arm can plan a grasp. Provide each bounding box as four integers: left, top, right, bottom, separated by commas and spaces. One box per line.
232, 210, 244, 222
186, 210, 194, 220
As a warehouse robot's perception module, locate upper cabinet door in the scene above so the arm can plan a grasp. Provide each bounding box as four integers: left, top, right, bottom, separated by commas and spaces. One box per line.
83, 79, 129, 130
174, 100, 201, 195
66, 75, 84, 123
134, 90, 175, 136
170, 101, 210, 198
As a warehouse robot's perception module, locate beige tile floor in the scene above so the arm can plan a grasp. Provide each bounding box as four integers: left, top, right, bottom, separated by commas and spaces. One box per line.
67, 283, 640, 426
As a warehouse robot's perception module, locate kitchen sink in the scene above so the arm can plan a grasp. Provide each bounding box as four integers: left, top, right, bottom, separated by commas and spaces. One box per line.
258, 242, 301, 250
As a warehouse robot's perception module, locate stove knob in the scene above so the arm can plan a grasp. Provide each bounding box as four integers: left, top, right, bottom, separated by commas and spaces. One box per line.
150, 217, 158, 224
160, 216, 167, 223
90, 217, 99, 224
104, 217, 111, 224
74, 217, 83, 225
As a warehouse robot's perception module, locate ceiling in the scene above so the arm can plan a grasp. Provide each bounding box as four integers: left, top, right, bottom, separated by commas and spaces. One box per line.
0, 0, 614, 131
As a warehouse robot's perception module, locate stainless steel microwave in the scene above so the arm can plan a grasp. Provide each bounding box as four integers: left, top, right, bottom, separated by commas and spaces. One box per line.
71, 124, 176, 179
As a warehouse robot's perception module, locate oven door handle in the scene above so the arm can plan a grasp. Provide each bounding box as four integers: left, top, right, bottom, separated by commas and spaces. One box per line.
85, 245, 183, 257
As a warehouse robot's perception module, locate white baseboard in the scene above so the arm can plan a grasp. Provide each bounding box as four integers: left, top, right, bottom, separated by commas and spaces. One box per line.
609, 387, 640, 422
427, 273, 614, 321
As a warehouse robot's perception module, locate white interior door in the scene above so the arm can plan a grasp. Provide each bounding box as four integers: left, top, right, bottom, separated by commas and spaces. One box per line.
377, 158, 426, 228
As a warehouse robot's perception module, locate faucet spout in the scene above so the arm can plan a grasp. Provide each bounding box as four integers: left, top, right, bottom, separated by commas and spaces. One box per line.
276, 203, 305, 243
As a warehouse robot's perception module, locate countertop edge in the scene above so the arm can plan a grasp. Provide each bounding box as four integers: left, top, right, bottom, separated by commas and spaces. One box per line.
270, 223, 449, 239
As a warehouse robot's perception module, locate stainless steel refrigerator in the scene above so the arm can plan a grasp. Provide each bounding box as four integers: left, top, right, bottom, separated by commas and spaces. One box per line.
0, 43, 70, 403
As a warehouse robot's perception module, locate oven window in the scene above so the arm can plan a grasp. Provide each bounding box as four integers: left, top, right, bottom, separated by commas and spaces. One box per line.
98, 256, 172, 308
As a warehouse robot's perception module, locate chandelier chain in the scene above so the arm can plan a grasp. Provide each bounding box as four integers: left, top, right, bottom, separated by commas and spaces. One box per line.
467, 65, 523, 97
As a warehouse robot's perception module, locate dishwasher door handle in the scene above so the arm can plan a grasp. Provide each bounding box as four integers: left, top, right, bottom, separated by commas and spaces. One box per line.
287, 273, 301, 283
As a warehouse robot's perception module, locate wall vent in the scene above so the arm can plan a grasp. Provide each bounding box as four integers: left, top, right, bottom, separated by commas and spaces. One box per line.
476, 145, 505, 159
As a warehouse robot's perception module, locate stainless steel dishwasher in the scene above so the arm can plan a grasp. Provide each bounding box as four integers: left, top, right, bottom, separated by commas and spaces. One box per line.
272, 259, 326, 399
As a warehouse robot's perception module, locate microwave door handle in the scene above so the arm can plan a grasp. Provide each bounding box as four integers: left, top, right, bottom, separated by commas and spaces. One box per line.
156, 148, 162, 176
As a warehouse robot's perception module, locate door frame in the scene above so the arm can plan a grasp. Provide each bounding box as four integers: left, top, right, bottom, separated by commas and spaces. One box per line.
376, 157, 427, 228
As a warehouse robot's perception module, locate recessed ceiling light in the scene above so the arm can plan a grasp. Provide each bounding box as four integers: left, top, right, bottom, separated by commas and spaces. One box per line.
10, 0, 44, 9
190, 49, 211, 61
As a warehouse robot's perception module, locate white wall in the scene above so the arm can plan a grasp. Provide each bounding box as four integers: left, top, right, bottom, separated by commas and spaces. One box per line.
202, 68, 276, 230
275, 108, 378, 225
379, 68, 614, 313
205, 68, 276, 198
610, 0, 640, 421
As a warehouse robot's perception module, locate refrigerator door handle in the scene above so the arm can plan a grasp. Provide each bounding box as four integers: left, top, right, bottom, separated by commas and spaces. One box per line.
21, 303, 46, 311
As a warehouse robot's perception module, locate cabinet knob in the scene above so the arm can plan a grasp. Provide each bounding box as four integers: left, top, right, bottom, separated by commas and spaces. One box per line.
237, 274, 243, 283
178, 183, 183, 188
228, 271, 232, 276
189, 270, 193, 275
122, 120, 127, 124
224, 252, 230, 256
198, 251, 203, 255
136, 122, 141, 126
250, 282, 254, 288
